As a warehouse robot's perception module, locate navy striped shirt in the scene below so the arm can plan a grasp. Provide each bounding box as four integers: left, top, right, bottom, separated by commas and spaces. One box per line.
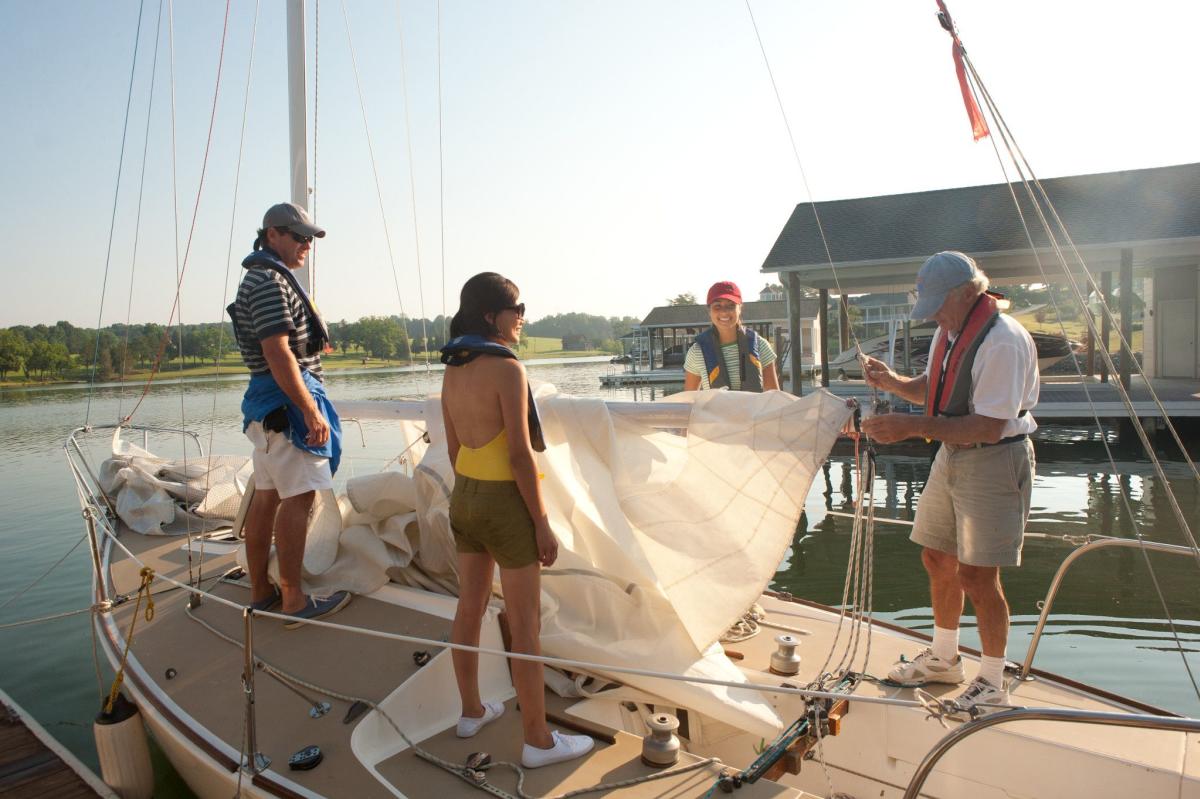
233, 267, 324, 381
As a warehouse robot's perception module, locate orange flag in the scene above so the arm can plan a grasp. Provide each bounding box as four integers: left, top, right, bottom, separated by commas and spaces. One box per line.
936, 0, 989, 141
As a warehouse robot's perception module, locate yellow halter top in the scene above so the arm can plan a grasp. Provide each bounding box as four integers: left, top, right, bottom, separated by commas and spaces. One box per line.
455, 429, 514, 481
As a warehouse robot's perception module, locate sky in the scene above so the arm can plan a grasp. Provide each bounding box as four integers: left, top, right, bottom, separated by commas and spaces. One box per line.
2, 0, 1200, 329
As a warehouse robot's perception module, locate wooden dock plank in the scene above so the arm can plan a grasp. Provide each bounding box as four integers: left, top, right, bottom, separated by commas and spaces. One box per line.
0, 691, 111, 799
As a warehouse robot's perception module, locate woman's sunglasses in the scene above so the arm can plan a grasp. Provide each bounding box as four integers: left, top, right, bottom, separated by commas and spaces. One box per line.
500, 303, 526, 318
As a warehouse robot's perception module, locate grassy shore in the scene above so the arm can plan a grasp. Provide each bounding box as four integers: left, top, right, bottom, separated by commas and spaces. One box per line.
0, 337, 615, 389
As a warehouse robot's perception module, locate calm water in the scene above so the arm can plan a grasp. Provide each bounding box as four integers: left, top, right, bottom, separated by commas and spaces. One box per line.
1, 359, 1198, 793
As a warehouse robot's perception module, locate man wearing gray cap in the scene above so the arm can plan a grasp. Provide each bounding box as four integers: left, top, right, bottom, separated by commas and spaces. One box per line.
861, 250, 1038, 713
228, 202, 351, 627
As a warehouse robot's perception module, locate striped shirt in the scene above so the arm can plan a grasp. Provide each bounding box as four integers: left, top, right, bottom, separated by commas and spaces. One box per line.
683, 337, 777, 390
233, 266, 324, 381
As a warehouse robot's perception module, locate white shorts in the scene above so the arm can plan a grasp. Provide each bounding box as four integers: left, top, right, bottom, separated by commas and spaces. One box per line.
245, 421, 333, 499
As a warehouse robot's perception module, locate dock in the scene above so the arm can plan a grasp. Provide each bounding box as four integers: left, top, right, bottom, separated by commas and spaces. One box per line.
0, 689, 114, 799
600, 372, 1200, 420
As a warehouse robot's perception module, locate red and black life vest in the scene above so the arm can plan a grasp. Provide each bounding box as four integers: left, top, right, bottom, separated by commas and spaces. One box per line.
925, 292, 1000, 417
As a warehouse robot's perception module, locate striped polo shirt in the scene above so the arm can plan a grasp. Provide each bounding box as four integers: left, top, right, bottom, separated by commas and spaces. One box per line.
233, 266, 324, 381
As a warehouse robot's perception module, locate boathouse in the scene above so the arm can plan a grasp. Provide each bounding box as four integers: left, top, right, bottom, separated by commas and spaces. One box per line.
762, 162, 1200, 414
633, 297, 821, 373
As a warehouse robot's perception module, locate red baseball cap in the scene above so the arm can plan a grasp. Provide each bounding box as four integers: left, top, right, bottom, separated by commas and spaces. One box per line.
706, 281, 742, 305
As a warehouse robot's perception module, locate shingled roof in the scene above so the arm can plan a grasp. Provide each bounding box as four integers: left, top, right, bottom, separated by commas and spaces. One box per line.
762, 162, 1200, 285
640, 298, 819, 328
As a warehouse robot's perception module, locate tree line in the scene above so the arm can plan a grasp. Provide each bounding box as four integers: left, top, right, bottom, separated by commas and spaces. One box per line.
0, 312, 642, 382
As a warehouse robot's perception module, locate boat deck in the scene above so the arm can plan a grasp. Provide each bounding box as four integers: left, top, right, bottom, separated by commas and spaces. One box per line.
101, 529, 1198, 798
0, 689, 113, 799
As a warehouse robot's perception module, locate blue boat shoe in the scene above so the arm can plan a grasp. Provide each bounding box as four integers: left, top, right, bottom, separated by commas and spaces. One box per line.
283, 591, 352, 629
247, 586, 281, 613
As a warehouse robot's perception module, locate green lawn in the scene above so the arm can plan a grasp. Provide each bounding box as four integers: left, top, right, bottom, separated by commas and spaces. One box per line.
1, 338, 615, 388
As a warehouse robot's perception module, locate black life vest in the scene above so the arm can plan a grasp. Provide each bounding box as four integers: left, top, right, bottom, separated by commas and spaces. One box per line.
439, 335, 545, 452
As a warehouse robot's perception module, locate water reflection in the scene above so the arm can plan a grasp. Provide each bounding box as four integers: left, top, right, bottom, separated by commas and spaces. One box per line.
777, 439, 1200, 715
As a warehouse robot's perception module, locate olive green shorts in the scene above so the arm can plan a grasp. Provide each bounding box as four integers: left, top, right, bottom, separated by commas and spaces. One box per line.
449, 476, 539, 569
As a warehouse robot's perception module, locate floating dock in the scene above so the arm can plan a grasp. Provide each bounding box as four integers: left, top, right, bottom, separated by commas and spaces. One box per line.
600, 372, 1200, 420
0, 689, 114, 798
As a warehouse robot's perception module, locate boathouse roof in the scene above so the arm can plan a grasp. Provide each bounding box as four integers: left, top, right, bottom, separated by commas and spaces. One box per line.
762, 161, 1200, 291
640, 298, 819, 329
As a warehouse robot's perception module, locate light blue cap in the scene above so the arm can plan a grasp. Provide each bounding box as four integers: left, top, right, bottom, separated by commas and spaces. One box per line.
910, 251, 977, 321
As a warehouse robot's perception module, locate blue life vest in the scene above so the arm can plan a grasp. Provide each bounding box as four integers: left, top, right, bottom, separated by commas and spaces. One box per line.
439, 335, 545, 452
227, 248, 330, 357
241, 370, 343, 475
694, 327, 764, 392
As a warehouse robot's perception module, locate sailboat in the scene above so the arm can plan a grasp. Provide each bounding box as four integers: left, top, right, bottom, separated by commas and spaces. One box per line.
62, 2, 1200, 798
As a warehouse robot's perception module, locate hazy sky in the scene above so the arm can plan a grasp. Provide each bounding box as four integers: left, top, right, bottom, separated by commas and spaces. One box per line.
3, 0, 1199, 328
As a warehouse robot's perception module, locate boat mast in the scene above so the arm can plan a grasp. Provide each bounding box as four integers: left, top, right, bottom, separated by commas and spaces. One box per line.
286, 0, 312, 293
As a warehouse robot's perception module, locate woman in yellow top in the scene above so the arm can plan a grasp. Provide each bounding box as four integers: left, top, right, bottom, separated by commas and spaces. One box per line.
438, 272, 593, 769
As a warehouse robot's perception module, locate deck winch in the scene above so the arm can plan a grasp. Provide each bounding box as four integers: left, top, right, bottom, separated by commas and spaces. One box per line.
768, 634, 802, 676
641, 712, 682, 767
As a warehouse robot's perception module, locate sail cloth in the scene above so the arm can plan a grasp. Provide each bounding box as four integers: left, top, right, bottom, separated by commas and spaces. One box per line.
411, 386, 849, 737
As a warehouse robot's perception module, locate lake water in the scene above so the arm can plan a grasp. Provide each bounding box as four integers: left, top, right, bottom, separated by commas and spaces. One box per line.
2, 358, 1198, 794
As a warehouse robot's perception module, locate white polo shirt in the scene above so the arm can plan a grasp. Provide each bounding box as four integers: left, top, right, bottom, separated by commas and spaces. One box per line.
926, 314, 1039, 437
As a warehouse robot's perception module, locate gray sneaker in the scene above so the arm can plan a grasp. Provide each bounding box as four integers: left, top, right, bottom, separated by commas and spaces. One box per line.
951, 676, 1008, 714
887, 648, 966, 687
284, 591, 352, 629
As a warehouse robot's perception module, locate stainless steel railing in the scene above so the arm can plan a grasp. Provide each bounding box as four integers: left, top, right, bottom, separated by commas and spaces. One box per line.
902, 706, 1200, 799
1020, 535, 1199, 680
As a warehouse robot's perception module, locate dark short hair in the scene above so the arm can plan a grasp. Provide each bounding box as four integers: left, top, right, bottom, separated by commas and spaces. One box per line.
253, 227, 269, 251
450, 273, 519, 338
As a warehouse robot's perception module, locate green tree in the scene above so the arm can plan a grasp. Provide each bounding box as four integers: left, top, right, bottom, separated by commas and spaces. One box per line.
0, 330, 30, 380
668, 293, 696, 306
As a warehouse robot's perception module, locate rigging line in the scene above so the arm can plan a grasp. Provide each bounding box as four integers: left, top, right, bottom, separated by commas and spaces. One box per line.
203, 0, 263, 587
0, 532, 88, 613
340, 0, 411, 335
85, 0, 147, 427
118, 0, 167, 424
437, 0, 448, 345
742, 0, 863, 356
395, 2, 432, 366
962, 57, 1200, 701
312, 0, 321, 289
966, 63, 1200, 488
962, 56, 1199, 566
120, 0, 234, 425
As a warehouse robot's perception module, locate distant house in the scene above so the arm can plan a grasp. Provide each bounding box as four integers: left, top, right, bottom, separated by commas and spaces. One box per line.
633, 298, 821, 371
762, 162, 1200, 380
562, 333, 593, 351
758, 283, 785, 301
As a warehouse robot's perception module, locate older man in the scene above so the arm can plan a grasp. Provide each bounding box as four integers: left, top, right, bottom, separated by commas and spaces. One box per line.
229, 202, 350, 627
861, 251, 1038, 712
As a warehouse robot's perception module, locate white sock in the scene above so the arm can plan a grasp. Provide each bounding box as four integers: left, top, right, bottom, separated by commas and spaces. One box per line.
978, 655, 1006, 687
931, 626, 959, 662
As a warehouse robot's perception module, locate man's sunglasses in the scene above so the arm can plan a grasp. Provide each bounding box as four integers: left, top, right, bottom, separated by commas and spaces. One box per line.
500, 303, 526, 318
276, 226, 314, 245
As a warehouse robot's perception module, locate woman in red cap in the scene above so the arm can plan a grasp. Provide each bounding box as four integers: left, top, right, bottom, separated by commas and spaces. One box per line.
683, 281, 780, 392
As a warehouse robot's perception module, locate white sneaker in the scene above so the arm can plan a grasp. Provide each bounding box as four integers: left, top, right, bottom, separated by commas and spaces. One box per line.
887, 648, 966, 687
521, 730, 595, 769
951, 676, 1008, 714
456, 701, 505, 738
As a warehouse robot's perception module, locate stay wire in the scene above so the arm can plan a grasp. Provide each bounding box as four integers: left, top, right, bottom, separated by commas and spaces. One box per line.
86, 0, 147, 427
437, 0, 448, 345
312, 0, 321, 290
120, 0, 233, 426
743, 0, 863, 357
339, 0, 411, 335
395, 3, 432, 366
118, 0, 166, 423
957, 42, 1200, 702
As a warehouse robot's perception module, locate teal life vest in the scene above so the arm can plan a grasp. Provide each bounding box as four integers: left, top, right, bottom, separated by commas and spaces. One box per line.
439, 335, 545, 452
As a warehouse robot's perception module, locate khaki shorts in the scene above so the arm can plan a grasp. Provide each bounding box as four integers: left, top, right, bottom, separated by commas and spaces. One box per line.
911, 438, 1035, 567
246, 421, 333, 499
449, 476, 539, 569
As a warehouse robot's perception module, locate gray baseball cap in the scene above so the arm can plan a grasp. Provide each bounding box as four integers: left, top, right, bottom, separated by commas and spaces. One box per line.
910, 251, 977, 320
262, 202, 326, 238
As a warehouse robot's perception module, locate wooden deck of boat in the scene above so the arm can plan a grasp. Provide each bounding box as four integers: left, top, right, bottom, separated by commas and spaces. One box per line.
0, 690, 113, 799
